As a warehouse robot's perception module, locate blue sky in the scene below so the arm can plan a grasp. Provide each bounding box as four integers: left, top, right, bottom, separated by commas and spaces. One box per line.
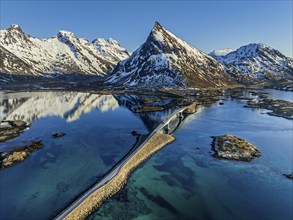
1, 0, 292, 57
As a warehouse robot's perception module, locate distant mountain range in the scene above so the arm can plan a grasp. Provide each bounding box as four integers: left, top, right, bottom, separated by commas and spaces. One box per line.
1, 23, 292, 87
209, 43, 293, 84
0, 24, 130, 76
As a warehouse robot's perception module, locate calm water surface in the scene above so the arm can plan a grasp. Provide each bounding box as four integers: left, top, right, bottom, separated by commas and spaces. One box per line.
0, 90, 292, 220
0, 91, 176, 220
91, 90, 293, 220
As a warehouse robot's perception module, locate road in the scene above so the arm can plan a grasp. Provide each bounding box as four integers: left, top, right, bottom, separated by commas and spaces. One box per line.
55, 104, 193, 220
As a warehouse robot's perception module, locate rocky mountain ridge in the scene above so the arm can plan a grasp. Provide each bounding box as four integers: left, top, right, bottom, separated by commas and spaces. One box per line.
209, 43, 293, 84
0, 24, 130, 76
1, 23, 292, 88
107, 22, 235, 88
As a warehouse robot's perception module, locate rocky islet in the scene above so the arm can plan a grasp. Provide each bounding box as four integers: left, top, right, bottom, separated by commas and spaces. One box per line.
211, 134, 261, 162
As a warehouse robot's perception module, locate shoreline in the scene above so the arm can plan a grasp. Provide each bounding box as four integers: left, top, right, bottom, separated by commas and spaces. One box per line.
55, 104, 194, 220
64, 133, 175, 220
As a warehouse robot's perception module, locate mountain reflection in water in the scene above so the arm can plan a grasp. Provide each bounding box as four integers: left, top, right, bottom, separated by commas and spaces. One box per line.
1, 91, 186, 220
0, 92, 119, 123
0, 91, 182, 132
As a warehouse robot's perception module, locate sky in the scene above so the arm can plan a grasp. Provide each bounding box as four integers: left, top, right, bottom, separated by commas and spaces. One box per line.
1, 0, 292, 57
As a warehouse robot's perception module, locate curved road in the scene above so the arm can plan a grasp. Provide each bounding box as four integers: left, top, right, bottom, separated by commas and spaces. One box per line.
55, 104, 194, 220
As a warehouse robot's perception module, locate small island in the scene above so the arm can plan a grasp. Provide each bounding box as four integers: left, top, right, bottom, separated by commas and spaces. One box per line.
0, 141, 43, 169
211, 134, 261, 162
244, 99, 293, 120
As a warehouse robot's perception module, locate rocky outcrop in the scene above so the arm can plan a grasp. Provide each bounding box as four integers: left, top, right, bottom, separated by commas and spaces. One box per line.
211, 134, 261, 162
245, 99, 293, 120
0, 120, 29, 142
0, 140, 43, 169
52, 132, 66, 138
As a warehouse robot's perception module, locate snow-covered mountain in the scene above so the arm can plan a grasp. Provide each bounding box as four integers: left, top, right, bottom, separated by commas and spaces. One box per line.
0, 92, 119, 123
0, 24, 130, 76
209, 48, 235, 57
92, 38, 130, 63
107, 22, 235, 88
209, 43, 293, 83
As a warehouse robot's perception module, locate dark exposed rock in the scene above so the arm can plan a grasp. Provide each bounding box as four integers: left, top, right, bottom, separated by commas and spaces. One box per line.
0, 120, 30, 142
283, 172, 293, 179
230, 90, 253, 100
211, 134, 261, 162
52, 132, 66, 138
131, 131, 140, 137
0, 140, 43, 169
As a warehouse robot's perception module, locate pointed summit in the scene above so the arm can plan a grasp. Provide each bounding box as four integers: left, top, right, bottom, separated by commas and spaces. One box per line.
149, 21, 168, 43
107, 23, 235, 88
8, 24, 23, 33
57, 30, 77, 39
10, 24, 20, 29
153, 21, 163, 29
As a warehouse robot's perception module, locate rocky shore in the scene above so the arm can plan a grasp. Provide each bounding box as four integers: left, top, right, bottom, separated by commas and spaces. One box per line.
0, 141, 43, 169
211, 134, 261, 162
0, 120, 30, 142
64, 133, 175, 220
244, 99, 293, 119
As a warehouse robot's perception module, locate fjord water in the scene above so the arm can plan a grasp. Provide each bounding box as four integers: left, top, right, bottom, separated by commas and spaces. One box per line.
0, 92, 154, 220
91, 90, 293, 220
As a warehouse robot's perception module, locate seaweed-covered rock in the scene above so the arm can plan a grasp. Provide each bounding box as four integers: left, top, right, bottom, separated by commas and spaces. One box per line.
0, 141, 43, 169
211, 134, 261, 162
52, 132, 66, 138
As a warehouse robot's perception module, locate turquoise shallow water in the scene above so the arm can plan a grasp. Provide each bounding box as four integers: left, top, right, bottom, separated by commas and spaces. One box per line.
0, 92, 155, 220
90, 91, 293, 220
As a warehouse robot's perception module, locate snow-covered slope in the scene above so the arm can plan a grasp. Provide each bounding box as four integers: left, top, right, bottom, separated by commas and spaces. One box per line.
209, 43, 293, 83
209, 48, 234, 57
92, 38, 130, 63
0, 92, 119, 123
0, 24, 130, 76
107, 22, 235, 88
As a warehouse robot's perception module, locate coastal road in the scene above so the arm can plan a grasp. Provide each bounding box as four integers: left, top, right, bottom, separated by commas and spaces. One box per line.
55, 104, 194, 220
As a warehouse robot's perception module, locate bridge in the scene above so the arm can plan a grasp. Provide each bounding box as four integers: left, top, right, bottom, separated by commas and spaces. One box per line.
55, 102, 196, 220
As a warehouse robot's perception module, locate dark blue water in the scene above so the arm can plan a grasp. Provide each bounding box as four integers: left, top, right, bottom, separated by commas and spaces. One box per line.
90, 90, 293, 220
0, 92, 154, 220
